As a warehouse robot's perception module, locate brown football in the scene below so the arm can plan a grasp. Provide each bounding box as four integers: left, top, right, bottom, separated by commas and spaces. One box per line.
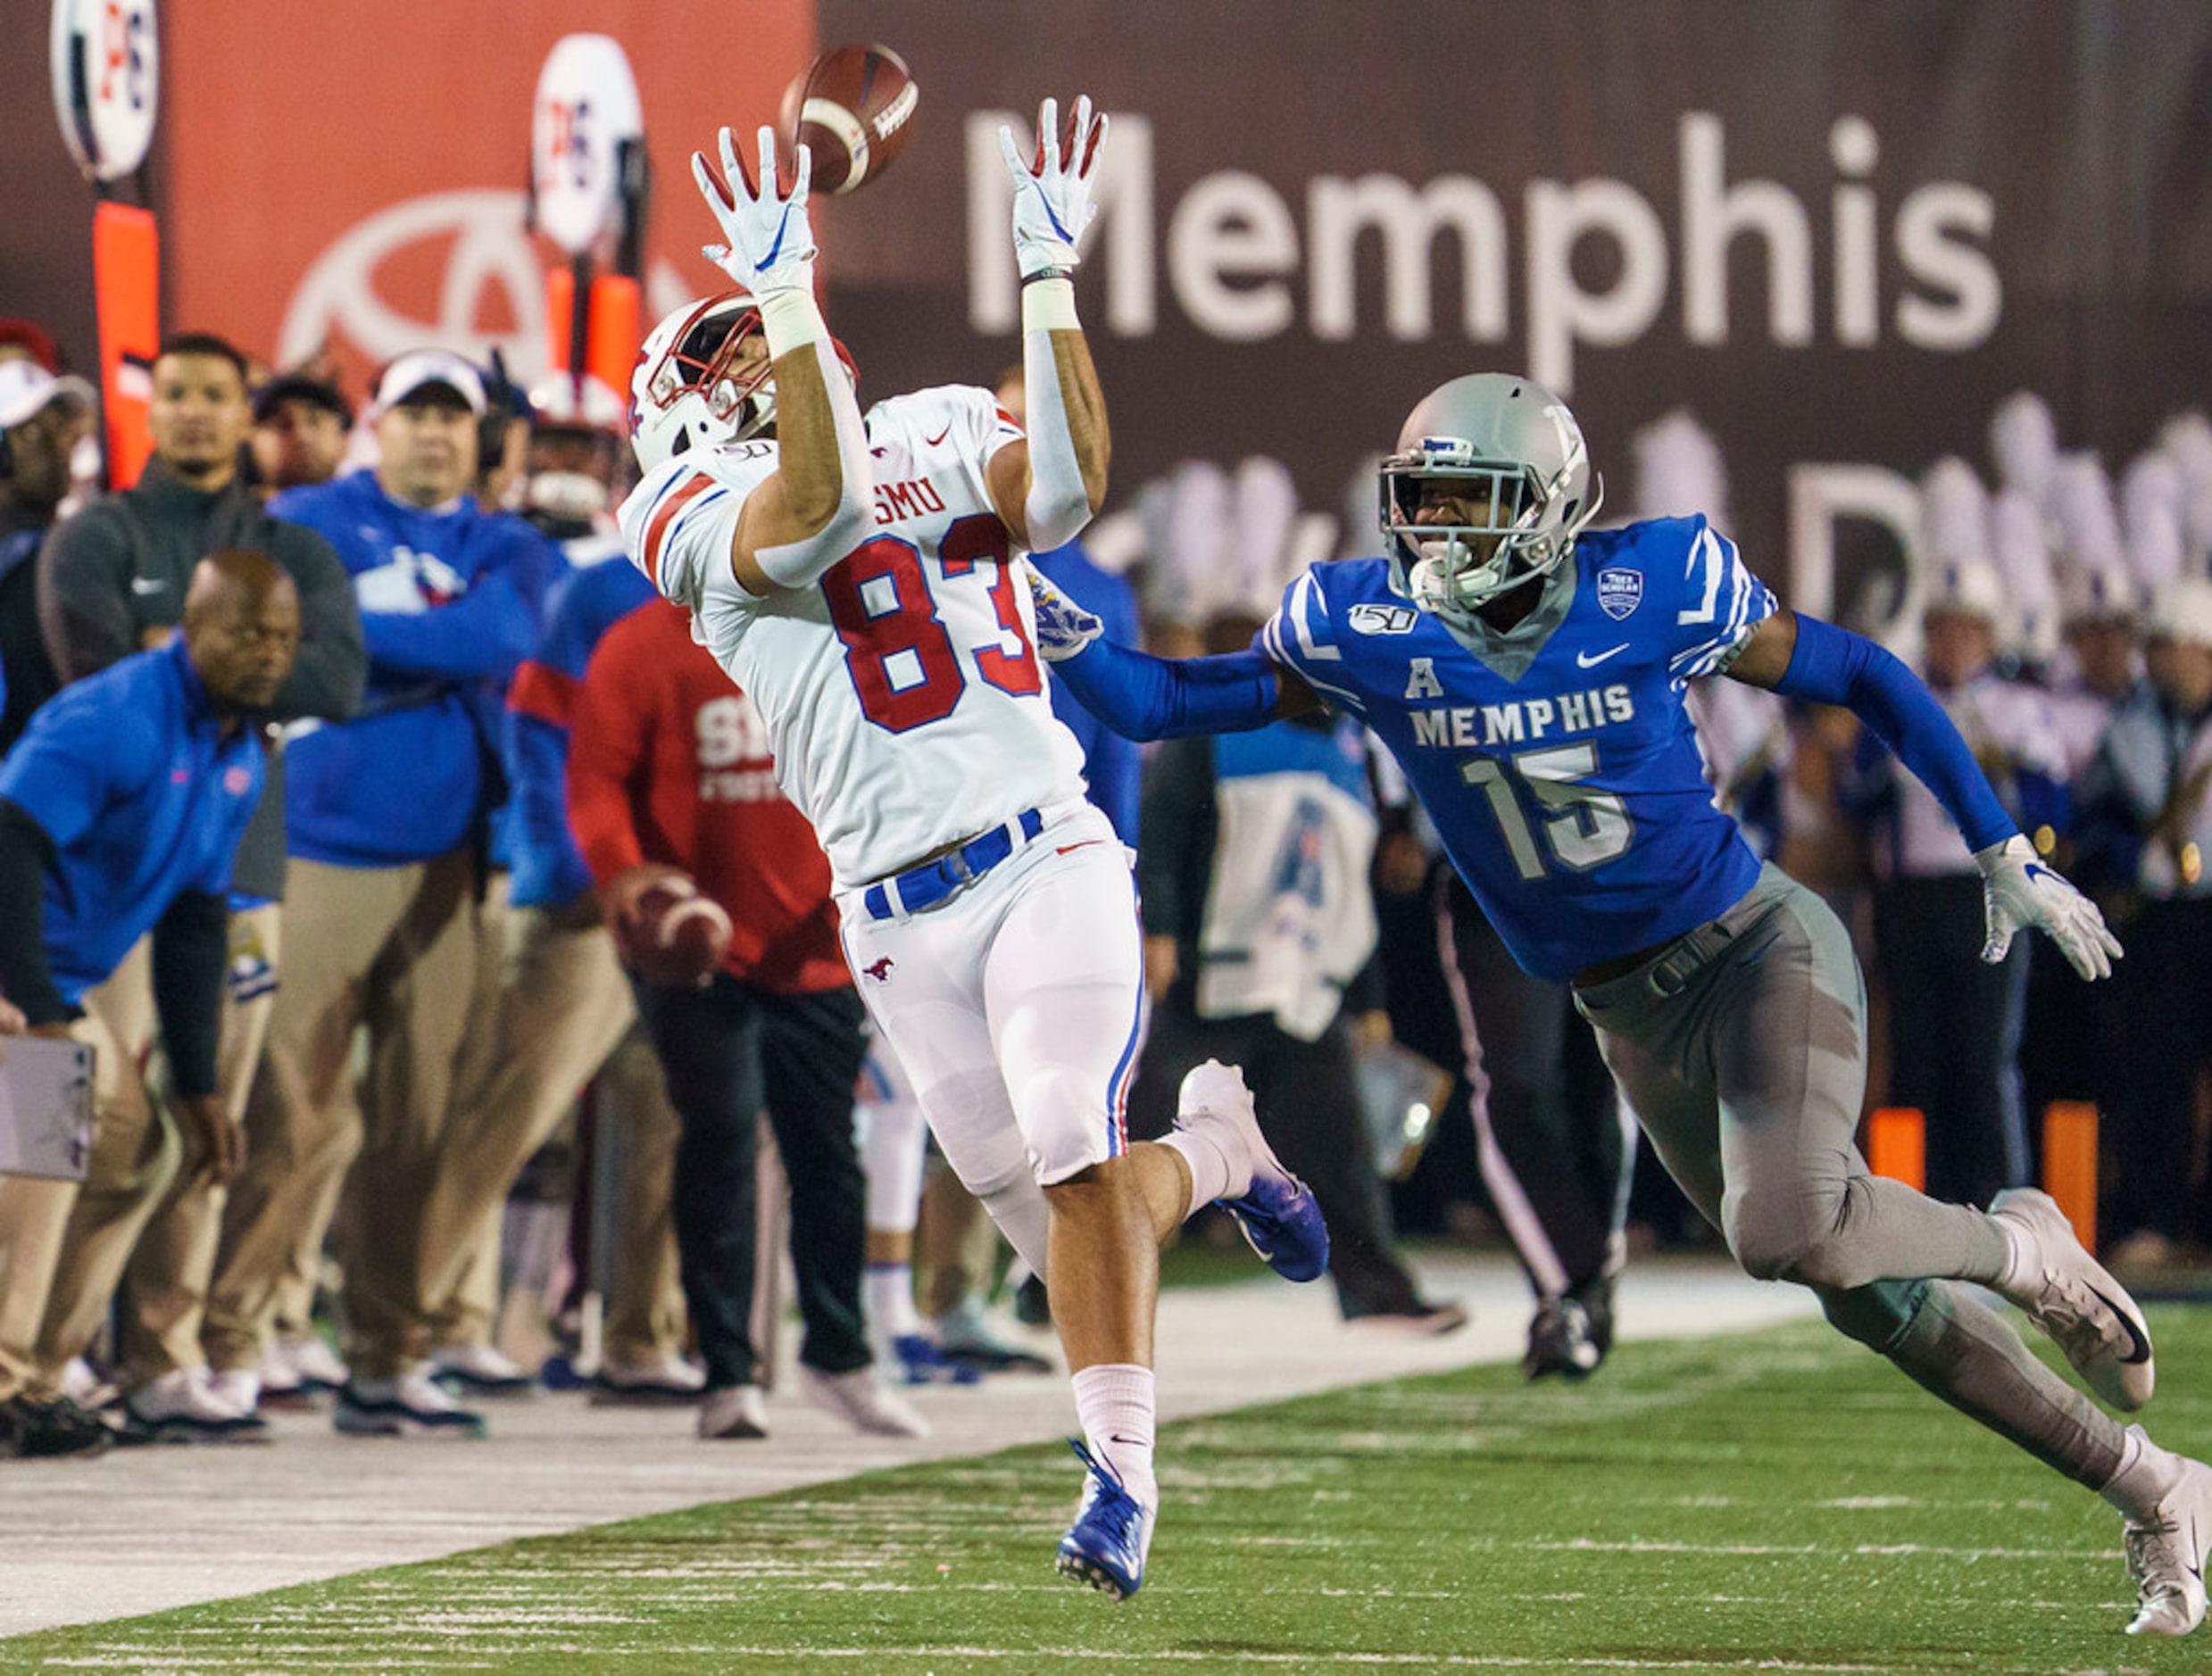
778, 44, 919, 195
623, 880, 733, 988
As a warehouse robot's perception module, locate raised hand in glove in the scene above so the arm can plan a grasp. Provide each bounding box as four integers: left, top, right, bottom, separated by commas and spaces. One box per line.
692, 125, 817, 302
1975, 834, 2124, 981
1027, 566, 1102, 661
997, 95, 1109, 278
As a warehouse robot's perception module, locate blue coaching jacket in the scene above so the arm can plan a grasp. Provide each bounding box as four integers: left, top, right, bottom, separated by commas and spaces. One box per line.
0, 638, 262, 1004
271, 471, 556, 867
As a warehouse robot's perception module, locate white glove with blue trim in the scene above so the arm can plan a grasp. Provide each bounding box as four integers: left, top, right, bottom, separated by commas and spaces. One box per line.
693, 125, 816, 303
997, 95, 1108, 278
1027, 566, 1102, 662
1975, 834, 2123, 981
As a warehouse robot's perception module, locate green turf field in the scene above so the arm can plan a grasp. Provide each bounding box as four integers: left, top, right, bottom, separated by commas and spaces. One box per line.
9, 1308, 2211, 1673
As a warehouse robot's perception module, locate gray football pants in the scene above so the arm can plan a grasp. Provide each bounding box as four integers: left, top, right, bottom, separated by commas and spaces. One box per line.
1573, 865, 2124, 1491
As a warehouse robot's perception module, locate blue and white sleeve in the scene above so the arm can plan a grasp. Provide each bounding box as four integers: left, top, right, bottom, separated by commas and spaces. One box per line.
1258, 570, 1366, 715
1666, 519, 1776, 688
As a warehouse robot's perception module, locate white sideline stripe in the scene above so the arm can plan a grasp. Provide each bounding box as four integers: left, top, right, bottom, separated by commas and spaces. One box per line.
26, 1653, 1905, 1672
1534, 1538, 2110, 1562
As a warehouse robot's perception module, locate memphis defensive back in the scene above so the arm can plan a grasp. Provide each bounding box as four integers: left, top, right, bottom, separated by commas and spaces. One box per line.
619, 383, 1088, 891
1261, 515, 1775, 982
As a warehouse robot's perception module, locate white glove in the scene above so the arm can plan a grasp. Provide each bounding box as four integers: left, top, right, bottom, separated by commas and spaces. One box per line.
692, 125, 816, 302
997, 95, 1108, 278
1975, 834, 2124, 981
1027, 567, 1102, 661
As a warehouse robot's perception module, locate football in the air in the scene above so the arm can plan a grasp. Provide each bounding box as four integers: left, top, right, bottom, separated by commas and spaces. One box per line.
622, 877, 733, 988
778, 43, 918, 195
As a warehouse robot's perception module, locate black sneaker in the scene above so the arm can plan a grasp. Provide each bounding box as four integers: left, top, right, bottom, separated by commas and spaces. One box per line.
1, 1394, 115, 1459
335, 1373, 487, 1439
1525, 1298, 1603, 1381
1568, 1273, 1617, 1359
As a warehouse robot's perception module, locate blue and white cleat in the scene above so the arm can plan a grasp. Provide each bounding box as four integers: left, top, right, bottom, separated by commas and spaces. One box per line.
1055, 1439, 1154, 1600
1176, 1059, 1330, 1282
888, 1332, 984, 1387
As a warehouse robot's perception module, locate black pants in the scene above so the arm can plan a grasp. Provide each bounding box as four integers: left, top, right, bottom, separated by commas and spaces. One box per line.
2102, 896, 2212, 1243
1128, 1000, 1427, 1320
632, 976, 870, 1391
1439, 871, 1631, 1300
1874, 875, 2029, 1209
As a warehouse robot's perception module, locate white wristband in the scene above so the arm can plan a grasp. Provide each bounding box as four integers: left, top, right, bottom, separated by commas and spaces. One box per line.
1021, 275, 1080, 333
757, 287, 827, 357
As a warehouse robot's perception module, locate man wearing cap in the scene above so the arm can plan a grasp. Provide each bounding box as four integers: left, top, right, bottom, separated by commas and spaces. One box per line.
218, 348, 558, 1438
32, 332, 362, 1439
1843, 559, 2067, 1208
250, 373, 353, 499
0, 357, 96, 749
2075, 577, 2212, 1263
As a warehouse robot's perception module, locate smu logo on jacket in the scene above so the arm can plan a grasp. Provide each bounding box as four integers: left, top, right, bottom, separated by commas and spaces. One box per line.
695, 692, 779, 803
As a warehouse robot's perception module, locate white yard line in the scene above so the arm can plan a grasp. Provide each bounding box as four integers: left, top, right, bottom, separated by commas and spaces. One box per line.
0, 1253, 1815, 1639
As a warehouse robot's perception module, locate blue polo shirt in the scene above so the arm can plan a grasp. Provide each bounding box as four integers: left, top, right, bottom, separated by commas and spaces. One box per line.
0, 638, 263, 1004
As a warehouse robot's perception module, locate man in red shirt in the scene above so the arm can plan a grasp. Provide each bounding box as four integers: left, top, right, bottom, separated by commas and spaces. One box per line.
569, 598, 924, 1441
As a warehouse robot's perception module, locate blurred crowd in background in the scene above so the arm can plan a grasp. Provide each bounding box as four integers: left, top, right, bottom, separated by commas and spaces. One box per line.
2, 305, 2209, 1463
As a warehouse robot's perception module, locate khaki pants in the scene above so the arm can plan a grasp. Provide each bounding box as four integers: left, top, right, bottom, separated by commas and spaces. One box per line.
113, 905, 280, 1385
205, 850, 485, 1377
369, 899, 682, 1372
918, 1166, 1005, 1319
0, 1169, 74, 1402
595, 1028, 686, 1367
31, 951, 174, 1388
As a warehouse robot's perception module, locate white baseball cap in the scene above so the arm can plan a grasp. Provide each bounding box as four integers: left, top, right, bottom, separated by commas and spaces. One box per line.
372, 350, 486, 416
1922, 558, 2007, 625
2149, 577, 2212, 650
0, 361, 96, 430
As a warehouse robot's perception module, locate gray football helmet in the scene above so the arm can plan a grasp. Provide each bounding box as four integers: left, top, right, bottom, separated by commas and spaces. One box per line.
1379, 373, 1604, 621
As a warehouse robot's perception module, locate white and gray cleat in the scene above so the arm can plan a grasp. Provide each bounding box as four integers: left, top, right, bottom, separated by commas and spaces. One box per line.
1990, 1187, 2154, 1410
2125, 1456, 2212, 1636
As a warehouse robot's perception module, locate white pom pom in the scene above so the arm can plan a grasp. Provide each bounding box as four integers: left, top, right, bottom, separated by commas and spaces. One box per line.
1630, 409, 1730, 525
1989, 391, 2059, 502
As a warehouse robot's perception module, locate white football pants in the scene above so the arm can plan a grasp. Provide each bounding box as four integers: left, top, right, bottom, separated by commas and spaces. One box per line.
837, 802, 1146, 1282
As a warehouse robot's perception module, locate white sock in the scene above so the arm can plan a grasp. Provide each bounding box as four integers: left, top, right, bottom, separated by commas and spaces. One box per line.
2101, 1424, 2186, 1519
1070, 1362, 1158, 1507
866, 1263, 921, 1342
1158, 1130, 1235, 1212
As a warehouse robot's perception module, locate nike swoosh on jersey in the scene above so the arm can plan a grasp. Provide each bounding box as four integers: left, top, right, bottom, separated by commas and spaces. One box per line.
1576, 643, 1629, 668
925, 425, 952, 447
2090, 1285, 2154, 1364
130, 577, 168, 595
1057, 842, 1102, 856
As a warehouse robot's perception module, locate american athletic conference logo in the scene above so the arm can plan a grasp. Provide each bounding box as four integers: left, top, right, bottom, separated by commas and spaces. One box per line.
1596, 568, 1643, 621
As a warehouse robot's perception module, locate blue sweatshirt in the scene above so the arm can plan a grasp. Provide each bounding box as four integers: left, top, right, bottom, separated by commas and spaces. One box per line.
1033, 542, 1142, 844
504, 557, 658, 908
0, 639, 262, 1003
271, 471, 557, 866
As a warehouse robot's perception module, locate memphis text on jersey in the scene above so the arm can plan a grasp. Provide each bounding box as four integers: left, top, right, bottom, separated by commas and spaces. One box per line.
1404, 674, 1637, 751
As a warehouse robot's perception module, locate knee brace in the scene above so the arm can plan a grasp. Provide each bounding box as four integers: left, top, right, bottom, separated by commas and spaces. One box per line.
857, 1097, 928, 1235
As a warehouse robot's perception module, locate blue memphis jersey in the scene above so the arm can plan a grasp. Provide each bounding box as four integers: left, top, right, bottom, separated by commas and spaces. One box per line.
1260, 516, 1775, 981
